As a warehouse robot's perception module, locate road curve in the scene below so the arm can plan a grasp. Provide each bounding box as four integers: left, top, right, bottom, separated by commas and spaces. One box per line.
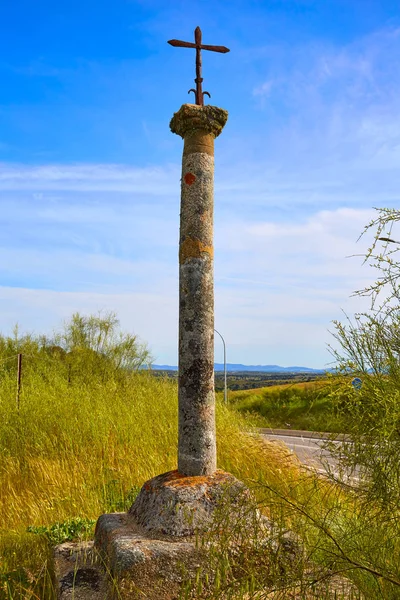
259, 428, 359, 483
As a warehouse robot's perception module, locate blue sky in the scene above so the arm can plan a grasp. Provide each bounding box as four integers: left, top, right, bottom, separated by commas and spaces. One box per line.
1, 0, 400, 368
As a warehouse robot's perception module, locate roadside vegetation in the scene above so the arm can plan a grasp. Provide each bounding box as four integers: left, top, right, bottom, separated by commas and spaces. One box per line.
2, 209, 400, 599
0, 310, 327, 599
225, 379, 347, 433
210, 206, 400, 598
214, 371, 323, 393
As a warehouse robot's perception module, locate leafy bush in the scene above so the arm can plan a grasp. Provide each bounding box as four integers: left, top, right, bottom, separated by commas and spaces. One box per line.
26, 517, 96, 545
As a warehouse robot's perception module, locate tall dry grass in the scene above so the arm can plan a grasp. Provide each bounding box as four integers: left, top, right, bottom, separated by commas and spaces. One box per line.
1, 352, 397, 599
0, 353, 305, 598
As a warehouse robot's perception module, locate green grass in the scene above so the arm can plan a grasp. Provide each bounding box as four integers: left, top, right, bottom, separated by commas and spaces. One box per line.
228, 380, 349, 433
0, 351, 303, 598
1, 348, 399, 598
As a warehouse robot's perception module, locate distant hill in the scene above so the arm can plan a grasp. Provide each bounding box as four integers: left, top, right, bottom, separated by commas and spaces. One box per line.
145, 363, 329, 373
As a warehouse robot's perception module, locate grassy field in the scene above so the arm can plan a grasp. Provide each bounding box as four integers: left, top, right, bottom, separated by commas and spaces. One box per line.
0, 350, 302, 598
0, 345, 398, 598
226, 379, 350, 433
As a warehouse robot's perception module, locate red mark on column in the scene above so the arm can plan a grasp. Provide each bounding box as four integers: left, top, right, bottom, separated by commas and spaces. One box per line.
184, 173, 196, 186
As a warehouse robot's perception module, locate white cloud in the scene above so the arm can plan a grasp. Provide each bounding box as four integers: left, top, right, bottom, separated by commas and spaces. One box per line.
0, 163, 180, 193
0, 190, 382, 367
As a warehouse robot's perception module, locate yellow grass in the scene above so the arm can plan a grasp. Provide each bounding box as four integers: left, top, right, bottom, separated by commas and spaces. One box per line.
228, 379, 329, 401
0, 362, 308, 598
1, 360, 389, 599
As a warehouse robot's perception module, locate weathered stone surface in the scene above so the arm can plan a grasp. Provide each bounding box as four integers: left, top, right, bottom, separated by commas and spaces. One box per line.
94, 512, 203, 574
171, 104, 228, 476
91, 471, 279, 598
170, 103, 228, 141
53, 541, 111, 600
128, 469, 251, 537
54, 532, 359, 600
56, 476, 308, 599
53, 535, 204, 600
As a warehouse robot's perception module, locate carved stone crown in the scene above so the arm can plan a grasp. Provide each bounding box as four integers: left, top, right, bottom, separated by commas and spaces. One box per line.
170, 103, 228, 139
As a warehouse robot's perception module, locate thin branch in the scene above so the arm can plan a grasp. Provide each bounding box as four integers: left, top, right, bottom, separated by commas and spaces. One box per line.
253, 480, 400, 588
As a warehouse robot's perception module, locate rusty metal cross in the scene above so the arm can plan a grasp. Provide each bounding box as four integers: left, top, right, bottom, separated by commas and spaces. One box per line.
168, 26, 230, 106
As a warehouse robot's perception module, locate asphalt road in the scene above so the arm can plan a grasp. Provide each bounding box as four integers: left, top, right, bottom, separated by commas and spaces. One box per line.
260, 429, 359, 483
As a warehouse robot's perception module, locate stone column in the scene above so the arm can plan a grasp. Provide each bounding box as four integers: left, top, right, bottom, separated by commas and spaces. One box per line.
170, 103, 228, 476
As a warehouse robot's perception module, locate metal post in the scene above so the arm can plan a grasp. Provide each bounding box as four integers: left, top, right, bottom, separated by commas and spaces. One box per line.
214, 329, 227, 404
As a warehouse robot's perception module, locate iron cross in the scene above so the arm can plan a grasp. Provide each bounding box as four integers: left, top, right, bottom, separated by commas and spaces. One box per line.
168, 26, 230, 106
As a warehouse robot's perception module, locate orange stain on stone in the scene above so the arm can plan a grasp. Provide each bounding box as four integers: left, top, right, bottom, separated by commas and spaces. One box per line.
160, 469, 230, 488
184, 172, 196, 186
179, 238, 213, 264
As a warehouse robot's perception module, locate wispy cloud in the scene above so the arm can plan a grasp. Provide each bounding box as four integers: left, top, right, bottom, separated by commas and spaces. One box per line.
0, 162, 380, 367
252, 79, 275, 98
0, 163, 180, 193
249, 27, 400, 173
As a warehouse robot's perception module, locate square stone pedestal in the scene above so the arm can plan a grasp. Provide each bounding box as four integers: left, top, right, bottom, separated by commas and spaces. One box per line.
54, 469, 269, 599
54, 517, 204, 600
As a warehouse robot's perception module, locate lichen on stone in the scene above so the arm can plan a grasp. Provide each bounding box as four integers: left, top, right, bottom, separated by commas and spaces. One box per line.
170, 104, 228, 140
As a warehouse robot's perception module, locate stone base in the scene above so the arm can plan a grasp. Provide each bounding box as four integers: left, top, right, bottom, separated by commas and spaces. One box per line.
96, 513, 205, 599
54, 470, 272, 599
52, 469, 362, 599
94, 512, 203, 575
53, 533, 202, 600
93, 469, 259, 573
128, 469, 252, 537
53, 535, 360, 600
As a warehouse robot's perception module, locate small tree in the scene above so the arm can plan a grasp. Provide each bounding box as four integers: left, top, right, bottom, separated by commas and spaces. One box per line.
46, 310, 154, 384
248, 212, 400, 599
326, 207, 400, 510
0, 310, 153, 385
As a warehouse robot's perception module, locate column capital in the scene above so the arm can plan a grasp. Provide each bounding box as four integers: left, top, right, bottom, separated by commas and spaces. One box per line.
170, 104, 228, 140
